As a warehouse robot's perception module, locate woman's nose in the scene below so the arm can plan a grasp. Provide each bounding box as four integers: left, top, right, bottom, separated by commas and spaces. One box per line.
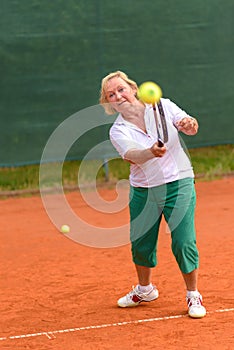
116, 91, 122, 100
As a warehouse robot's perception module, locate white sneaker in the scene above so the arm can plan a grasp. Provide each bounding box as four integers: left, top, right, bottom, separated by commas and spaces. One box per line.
186, 291, 206, 318
117, 285, 159, 308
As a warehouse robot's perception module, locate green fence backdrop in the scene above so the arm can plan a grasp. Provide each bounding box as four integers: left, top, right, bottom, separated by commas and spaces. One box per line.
1, 0, 234, 166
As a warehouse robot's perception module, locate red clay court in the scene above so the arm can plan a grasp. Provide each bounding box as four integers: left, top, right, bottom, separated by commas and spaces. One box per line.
0, 177, 234, 349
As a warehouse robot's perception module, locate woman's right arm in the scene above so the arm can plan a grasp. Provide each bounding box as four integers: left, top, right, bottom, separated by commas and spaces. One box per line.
124, 142, 166, 164
110, 124, 166, 165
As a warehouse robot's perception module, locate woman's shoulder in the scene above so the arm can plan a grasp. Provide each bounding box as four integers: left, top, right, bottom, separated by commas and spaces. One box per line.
109, 114, 127, 136
159, 97, 174, 106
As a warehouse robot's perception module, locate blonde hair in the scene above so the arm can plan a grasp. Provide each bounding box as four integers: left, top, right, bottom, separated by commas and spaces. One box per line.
99, 70, 138, 115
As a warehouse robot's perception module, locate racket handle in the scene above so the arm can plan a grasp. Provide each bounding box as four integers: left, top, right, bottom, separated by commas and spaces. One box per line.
158, 138, 164, 147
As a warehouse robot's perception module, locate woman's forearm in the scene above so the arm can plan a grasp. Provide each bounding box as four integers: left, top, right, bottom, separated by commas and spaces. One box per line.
124, 143, 167, 164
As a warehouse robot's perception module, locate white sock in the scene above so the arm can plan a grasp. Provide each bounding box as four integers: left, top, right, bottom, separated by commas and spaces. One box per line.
138, 283, 153, 293
187, 290, 199, 298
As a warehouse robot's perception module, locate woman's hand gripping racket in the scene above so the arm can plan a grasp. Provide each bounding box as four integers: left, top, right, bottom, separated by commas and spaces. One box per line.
137, 81, 168, 148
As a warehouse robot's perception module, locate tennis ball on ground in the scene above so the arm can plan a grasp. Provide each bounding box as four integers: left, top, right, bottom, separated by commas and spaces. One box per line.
60, 224, 70, 233
137, 81, 162, 104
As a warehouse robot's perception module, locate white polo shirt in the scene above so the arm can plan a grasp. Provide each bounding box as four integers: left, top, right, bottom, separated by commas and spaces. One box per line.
109, 98, 194, 187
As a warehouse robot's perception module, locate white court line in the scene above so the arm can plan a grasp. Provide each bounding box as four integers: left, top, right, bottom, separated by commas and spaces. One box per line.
0, 308, 233, 342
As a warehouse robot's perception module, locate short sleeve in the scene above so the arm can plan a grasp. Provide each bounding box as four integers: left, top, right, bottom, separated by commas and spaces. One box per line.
109, 125, 144, 159
163, 98, 191, 125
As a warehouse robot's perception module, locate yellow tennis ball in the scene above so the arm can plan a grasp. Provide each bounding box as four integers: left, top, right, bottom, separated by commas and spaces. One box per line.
137, 81, 162, 104
60, 224, 70, 233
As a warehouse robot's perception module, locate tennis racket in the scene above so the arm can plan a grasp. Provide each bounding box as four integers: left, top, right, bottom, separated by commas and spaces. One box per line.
153, 100, 168, 148
137, 81, 168, 148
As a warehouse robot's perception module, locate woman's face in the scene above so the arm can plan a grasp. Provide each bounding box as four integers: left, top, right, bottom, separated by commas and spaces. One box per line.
105, 77, 138, 113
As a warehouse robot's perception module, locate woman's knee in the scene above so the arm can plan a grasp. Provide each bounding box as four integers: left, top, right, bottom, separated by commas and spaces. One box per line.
171, 239, 199, 273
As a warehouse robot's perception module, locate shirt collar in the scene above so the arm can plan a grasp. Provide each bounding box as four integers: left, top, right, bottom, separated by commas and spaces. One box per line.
114, 104, 152, 126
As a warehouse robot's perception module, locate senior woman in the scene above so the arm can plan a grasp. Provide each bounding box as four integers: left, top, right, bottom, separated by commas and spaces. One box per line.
99, 70, 206, 318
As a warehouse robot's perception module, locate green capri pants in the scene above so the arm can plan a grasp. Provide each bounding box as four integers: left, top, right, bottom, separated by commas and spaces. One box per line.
129, 178, 199, 274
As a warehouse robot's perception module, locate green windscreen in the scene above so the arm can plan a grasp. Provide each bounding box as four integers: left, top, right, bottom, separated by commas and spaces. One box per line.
1, 1, 233, 166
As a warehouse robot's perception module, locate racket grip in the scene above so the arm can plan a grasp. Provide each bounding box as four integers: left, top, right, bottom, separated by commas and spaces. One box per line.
157, 138, 164, 147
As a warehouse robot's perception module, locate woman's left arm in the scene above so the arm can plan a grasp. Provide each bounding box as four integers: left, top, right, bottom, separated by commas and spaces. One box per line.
176, 117, 199, 135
